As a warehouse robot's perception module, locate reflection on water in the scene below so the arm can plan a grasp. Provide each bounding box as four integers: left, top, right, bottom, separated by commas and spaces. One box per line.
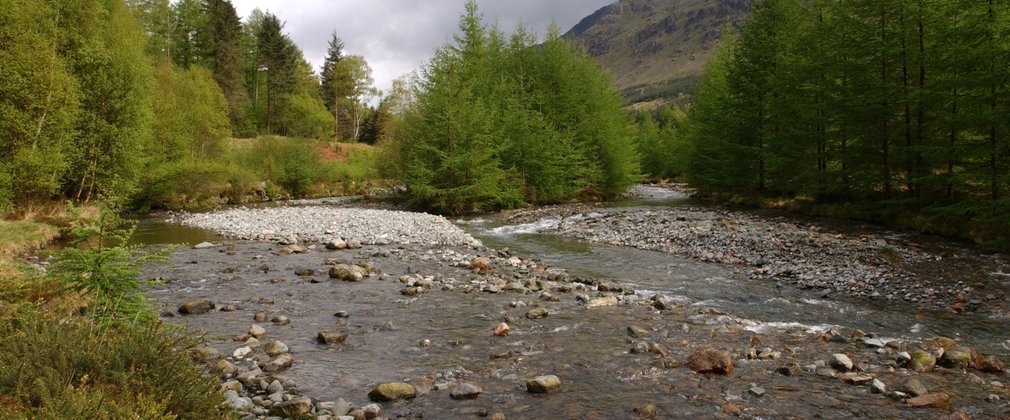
128, 215, 222, 246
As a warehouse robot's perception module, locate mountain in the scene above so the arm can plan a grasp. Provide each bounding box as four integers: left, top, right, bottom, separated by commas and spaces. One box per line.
564, 0, 753, 106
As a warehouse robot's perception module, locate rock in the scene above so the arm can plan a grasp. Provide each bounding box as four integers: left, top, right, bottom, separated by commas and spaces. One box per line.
225, 390, 252, 412
193, 241, 216, 249
722, 403, 742, 416
870, 378, 887, 394
449, 383, 483, 400
652, 295, 674, 310
361, 403, 381, 419
841, 373, 874, 385
400, 287, 418, 296
178, 299, 215, 315
232, 346, 253, 359
634, 403, 658, 417
921, 337, 958, 350
263, 354, 293, 372
939, 347, 973, 369
254, 311, 268, 322
318, 331, 348, 345
193, 346, 220, 362
494, 322, 510, 337
368, 382, 417, 402
271, 315, 290, 325
627, 326, 651, 339
525, 308, 549, 319
470, 257, 491, 273
631, 341, 650, 354
526, 375, 561, 394
829, 353, 853, 372
266, 380, 283, 394
346, 239, 362, 249
685, 348, 733, 374
907, 393, 952, 410
334, 311, 350, 318
975, 355, 1005, 373
326, 240, 347, 250
294, 268, 315, 276
909, 349, 936, 372
901, 378, 929, 397
586, 296, 619, 308
289, 245, 307, 253
329, 264, 367, 282
896, 351, 912, 366
248, 324, 267, 339
214, 359, 237, 375
748, 383, 766, 397
220, 380, 242, 392
220, 304, 239, 312
264, 340, 289, 356
274, 397, 312, 417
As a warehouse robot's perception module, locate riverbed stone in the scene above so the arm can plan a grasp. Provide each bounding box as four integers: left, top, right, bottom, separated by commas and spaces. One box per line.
330, 264, 367, 281
870, 378, 887, 394
263, 354, 293, 373
525, 308, 549, 319
633, 404, 658, 417
249, 324, 266, 339
907, 393, 951, 410
909, 349, 936, 372
449, 382, 483, 400
494, 322, 510, 337
685, 348, 733, 374
901, 378, 929, 397
470, 257, 491, 273
193, 346, 220, 362
193, 241, 217, 249
271, 315, 290, 325
178, 299, 215, 315
273, 396, 312, 417
627, 326, 650, 338
829, 353, 853, 372
233, 346, 253, 359
368, 382, 417, 401
327, 240, 347, 250
318, 331, 348, 345
265, 340, 289, 356
526, 375, 561, 393
976, 355, 1005, 373
938, 346, 973, 369
586, 296, 618, 308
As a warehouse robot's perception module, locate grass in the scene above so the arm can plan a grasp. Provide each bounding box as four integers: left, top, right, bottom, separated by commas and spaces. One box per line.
0, 205, 229, 417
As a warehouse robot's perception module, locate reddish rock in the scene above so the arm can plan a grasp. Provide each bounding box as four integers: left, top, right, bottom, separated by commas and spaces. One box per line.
907, 393, 952, 410
722, 403, 742, 416
685, 348, 733, 374
975, 355, 1005, 373
470, 257, 491, 273
494, 322, 510, 337
921, 337, 958, 351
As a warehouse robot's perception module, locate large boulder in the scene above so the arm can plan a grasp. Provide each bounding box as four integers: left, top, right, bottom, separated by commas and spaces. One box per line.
685, 348, 733, 374
525, 375, 561, 394
178, 299, 215, 315
273, 397, 312, 417
329, 264, 368, 282
368, 382, 417, 402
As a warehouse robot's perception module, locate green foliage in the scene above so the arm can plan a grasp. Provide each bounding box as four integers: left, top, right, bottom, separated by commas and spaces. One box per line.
398, 1, 639, 213
234, 136, 328, 198
683, 0, 1010, 246
0, 309, 225, 418
49, 203, 167, 325
278, 92, 335, 140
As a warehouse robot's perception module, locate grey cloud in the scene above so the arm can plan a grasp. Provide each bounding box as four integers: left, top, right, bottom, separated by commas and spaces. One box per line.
232, 0, 612, 95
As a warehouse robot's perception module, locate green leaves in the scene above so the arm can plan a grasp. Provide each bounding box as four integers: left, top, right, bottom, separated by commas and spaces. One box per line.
398, 0, 639, 214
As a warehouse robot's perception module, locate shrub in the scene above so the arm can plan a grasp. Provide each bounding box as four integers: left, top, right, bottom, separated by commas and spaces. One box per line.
0, 309, 226, 418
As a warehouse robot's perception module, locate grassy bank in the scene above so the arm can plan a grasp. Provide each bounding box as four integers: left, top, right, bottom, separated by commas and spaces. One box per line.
0, 208, 227, 417
132, 136, 390, 212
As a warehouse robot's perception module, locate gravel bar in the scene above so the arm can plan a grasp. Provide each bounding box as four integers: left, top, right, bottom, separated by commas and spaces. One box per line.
174, 207, 480, 246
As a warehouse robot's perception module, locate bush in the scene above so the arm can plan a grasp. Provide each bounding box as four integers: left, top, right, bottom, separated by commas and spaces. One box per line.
0, 309, 225, 418
48, 203, 167, 325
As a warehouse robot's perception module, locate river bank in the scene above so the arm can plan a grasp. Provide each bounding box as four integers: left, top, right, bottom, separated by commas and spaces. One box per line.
145, 193, 1010, 418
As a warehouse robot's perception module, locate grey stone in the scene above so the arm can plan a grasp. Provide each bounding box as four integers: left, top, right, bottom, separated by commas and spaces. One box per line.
178, 299, 215, 315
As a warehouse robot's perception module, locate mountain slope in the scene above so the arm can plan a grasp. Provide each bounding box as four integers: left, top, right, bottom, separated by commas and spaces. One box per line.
564, 0, 753, 105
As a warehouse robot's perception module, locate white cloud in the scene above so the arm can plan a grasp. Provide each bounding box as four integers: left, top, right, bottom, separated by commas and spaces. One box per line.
231, 0, 613, 96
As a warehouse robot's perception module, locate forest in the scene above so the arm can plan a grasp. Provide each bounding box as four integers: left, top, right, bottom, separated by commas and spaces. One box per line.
640, 0, 1010, 247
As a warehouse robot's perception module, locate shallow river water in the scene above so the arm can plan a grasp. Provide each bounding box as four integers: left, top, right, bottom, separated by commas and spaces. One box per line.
138, 189, 1010, 418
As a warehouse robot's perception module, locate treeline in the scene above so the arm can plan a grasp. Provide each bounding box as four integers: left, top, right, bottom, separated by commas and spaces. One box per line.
651, 0, 1009, 245
396, 1, 640, 214
1, 0, 381, 212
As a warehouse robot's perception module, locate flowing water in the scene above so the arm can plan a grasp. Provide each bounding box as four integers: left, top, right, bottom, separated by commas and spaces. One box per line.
139, 188, 1010, 417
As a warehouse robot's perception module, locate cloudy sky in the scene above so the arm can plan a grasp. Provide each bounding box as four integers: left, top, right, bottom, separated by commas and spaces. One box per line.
231, 0, 613, 96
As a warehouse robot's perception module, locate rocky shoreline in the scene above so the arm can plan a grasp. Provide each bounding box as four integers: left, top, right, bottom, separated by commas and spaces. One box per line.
143, 196, 1009, 418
